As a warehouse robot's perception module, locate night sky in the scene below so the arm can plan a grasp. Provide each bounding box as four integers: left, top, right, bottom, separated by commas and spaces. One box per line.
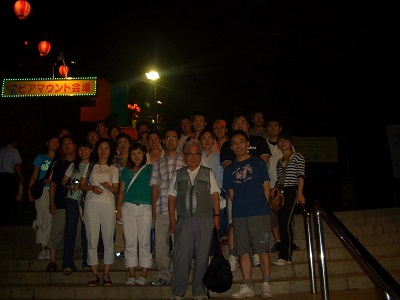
1, 1, 399, 209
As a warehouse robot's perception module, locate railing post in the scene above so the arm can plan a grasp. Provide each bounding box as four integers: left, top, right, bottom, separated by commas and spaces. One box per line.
314, 208, 330, 300
302, 205, 317, 294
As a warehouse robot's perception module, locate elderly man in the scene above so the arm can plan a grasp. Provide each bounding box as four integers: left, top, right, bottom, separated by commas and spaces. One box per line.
168, 140, 220, 300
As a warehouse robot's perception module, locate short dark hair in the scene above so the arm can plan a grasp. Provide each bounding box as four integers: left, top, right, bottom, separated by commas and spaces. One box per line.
107, 124, 121, 138
230, 130, 249, 144
162, 127, 180, 139
127, 142, 148, 167
6, 135, 18, 144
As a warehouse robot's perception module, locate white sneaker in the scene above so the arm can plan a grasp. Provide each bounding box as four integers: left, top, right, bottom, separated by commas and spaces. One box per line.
261, 282, 273, 298
251, 253, 260, 267
231, 284, 255, 298
125, 277, 136, 285
273, 258, 292, 266
136, 276, 147, 285
38, 250, 49, 260
229, 255, 239, 272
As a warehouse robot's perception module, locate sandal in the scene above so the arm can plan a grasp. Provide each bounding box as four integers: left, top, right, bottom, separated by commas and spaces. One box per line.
63, 268, 72, 275
82, 266, 92, 272
45, 262, 57, 272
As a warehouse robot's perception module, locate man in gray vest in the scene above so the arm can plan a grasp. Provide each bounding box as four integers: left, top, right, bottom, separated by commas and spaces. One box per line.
168, 140, 220, 300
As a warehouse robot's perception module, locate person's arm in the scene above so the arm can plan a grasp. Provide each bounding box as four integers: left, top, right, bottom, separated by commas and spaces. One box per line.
151, 185, 160, 222
168, 195, 177, 234
221, 160, 232, 169
14, 163, 24, 184
220, 140, 234, 169
211, 192, 220, 229
49, 181, 57, 215
79, 175, 99, 193
116, 180, 125, 222
61, 173, 77, 194
263, 180, 271, 204
260, 154, 270, 164
228, 189, 234, 201
28, 166, 39, 202
296, 177, 305, 204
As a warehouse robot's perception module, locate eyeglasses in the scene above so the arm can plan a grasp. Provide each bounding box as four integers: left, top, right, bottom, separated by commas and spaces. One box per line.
253, 116, 263, 120
185, 152, 201, 157
278, 139, 290, 143
165, 136, 178, 140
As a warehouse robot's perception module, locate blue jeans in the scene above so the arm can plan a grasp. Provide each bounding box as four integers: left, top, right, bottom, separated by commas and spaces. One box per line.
63, 197, 87, 269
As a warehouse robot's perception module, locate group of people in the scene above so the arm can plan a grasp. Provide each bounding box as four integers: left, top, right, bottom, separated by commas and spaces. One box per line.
8, 110, 306, 299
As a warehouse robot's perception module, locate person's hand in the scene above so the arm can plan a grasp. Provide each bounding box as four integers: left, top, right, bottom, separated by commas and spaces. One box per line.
28, 190, 34, 203
49, 202, 56, 215
296, 193, 305, 205
92, 186, 103, 194
100, 182, 111, 190
116, 208, 122, 221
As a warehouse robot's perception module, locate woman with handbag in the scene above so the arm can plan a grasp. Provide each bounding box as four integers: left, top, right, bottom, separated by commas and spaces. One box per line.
60, 140, 93, 275
28, 134, 59, 260
273, 131, 306, 266
116, 142, 153, 286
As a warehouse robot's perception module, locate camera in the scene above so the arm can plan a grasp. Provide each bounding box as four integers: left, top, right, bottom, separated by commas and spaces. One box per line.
71, 179, 80, 187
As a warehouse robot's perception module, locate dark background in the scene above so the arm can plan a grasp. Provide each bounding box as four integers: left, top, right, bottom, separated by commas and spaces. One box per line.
1, 1, 399, 213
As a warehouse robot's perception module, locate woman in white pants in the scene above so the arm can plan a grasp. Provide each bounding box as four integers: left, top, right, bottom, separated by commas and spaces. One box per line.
80, 138, 119, 287
117, 142, 153, 286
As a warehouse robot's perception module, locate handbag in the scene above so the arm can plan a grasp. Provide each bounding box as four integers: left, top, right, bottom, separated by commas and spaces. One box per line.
203, 228, 233, 293
30, 178, 46, 200
269, 165, 287, 213
30, 161, 53, 200
79, 162, 95, 221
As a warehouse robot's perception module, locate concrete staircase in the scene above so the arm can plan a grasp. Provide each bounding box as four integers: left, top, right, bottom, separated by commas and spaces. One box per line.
0, 207, 399, 299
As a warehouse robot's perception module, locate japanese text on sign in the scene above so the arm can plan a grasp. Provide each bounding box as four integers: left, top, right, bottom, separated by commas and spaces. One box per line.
2, 78, 97, 97
293, 137, 338, 163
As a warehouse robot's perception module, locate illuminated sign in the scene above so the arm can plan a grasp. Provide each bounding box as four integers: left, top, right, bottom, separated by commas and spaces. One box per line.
1, 77, 97, 97
294, 137, 338, 163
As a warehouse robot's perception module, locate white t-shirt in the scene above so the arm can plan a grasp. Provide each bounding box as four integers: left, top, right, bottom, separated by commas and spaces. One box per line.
82, 163, 119, 204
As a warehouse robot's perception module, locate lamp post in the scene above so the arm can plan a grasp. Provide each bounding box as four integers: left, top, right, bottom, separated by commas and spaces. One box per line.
145, 71, 160, 130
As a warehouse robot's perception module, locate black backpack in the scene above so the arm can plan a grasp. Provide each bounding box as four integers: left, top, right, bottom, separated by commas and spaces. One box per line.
203, 228, 233, 293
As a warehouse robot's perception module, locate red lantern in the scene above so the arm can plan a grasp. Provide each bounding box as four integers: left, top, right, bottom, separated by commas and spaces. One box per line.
59, 65, 69, 77
14, 0, 31, 20
38, 41, 51, 56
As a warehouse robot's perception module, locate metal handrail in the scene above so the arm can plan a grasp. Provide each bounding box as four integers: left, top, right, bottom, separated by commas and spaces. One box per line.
310, 200, 400, 300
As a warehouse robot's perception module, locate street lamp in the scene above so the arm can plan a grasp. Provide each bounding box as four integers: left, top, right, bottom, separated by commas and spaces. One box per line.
146, 71, 160, 129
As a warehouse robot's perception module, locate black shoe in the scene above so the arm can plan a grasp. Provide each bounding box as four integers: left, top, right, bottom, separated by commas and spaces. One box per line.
45, 262, 57, 272
271, 242, 281, 253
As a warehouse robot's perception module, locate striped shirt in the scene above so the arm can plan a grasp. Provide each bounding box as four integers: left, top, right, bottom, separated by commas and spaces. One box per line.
276, 152, 305, 187
149, 152, 186, 215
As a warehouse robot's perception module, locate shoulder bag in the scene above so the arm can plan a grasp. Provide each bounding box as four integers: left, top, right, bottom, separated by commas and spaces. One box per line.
269, 165, 287, 213
203, 228, 233, 293
79, 162, 95, 220
30, 159, 54, 200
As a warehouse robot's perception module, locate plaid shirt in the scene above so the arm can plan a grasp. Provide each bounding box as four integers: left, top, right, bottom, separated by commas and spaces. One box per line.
150, 152, 185, 215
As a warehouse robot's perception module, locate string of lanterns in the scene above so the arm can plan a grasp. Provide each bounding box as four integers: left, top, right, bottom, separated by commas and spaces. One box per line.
13, 0, 69, 78
127, 103, 141, 118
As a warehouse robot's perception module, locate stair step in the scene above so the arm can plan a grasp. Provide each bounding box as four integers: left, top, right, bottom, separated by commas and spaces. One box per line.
0, 207, 399, 299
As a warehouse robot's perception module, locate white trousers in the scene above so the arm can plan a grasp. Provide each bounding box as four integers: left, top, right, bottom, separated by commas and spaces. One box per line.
122, 203, 153, 268
34, 188, 52, 246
